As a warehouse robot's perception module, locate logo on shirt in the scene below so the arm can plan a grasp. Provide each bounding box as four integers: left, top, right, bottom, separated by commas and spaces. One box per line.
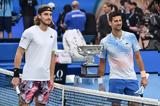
50, 35, 53, 38
22, 36, 27, 39
21, 36, 27, 42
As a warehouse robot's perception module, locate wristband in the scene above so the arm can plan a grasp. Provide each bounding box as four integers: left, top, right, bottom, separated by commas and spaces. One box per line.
98, 77, 103, 84
16, 86, 20, 95
140, 70, 146, 78
13, 68, 20, 77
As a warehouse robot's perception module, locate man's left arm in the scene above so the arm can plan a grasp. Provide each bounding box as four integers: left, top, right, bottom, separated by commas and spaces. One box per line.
50, 51, 56, 81
49, 51, 56, 90
135, 51, 148, 87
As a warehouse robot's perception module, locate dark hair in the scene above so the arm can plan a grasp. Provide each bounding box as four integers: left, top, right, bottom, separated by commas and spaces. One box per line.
120, 0, 131, 6
63, 4, 72, 13
34, 16, 40, 25
34, 5, 52, 25
129, 2, 137, 7
109, 11, 122, 22
104, 2, 113, 10
155, 0, 160, 4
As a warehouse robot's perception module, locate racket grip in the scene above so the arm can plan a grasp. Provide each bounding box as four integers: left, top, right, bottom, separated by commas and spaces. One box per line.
16, 86, 20, 95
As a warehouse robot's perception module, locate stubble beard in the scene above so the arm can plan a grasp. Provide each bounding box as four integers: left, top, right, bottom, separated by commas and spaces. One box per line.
40, 19, 51, 26
115, 25, 122, 31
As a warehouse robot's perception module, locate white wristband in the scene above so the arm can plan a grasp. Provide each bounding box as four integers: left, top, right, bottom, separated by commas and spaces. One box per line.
98, 77, 103, 84
16, 86, 20, 95
140, 70, 146, 78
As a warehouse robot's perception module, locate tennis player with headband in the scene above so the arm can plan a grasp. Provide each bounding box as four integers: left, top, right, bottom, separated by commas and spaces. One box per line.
11, 5, 57, 106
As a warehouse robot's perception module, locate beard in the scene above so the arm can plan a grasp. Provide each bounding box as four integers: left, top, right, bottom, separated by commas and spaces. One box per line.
115, 25, 122, 31
40, 19, 51, 26
115, 28, 121, 31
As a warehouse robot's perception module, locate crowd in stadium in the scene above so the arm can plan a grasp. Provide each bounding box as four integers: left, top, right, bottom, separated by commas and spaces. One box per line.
0, 0, 160, 50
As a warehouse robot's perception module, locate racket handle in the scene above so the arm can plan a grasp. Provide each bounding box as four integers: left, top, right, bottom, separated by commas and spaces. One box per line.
16, 86, 20, 95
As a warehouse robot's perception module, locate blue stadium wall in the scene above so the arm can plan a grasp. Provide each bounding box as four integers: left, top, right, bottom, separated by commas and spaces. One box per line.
4, 0, 99, 38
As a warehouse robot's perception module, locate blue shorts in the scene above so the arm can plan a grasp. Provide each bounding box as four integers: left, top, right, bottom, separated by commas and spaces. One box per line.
109, 79, 139, 96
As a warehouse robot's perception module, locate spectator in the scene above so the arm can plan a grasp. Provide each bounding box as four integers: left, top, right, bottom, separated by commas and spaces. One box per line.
98, 2, 112, 40
119, 0, 131, 31
19, 0, 37, 30
64, 0, 86, 34
146, 0, 160, 50
119, 0, 131, 14
0, 0, 13, 38
128, 2, 144, 40
48, 2, 56, 30
84, 11, 97, 44
120, 1, 142, 40
56, 4, 72, 36
132, 2, 144, 18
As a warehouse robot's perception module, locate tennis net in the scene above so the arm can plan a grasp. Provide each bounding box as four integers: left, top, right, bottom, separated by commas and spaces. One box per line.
0, 68, 159, 106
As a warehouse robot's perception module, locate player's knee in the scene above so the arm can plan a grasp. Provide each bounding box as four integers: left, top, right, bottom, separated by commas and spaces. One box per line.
35, 94, 49, 105
19, 100, 30, 106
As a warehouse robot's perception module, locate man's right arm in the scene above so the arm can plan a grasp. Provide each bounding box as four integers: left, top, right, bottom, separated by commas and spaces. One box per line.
11, 47, 25, 87
14, 47, 25, 69
98, 58, 106, 91
98, 58, 106, 77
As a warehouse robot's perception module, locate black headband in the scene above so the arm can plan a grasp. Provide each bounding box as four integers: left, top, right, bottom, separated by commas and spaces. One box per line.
38, 6, 52, 14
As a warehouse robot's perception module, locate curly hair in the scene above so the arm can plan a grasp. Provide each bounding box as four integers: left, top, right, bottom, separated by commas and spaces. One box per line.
34, 16, 41, 25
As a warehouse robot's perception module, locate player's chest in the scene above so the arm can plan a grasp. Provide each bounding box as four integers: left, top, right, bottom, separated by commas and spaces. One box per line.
105, 39, 132, 54
32, 33, 54, 47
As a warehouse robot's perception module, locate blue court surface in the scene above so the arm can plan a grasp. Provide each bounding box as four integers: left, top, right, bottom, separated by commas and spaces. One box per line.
73, 74, 160, 100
